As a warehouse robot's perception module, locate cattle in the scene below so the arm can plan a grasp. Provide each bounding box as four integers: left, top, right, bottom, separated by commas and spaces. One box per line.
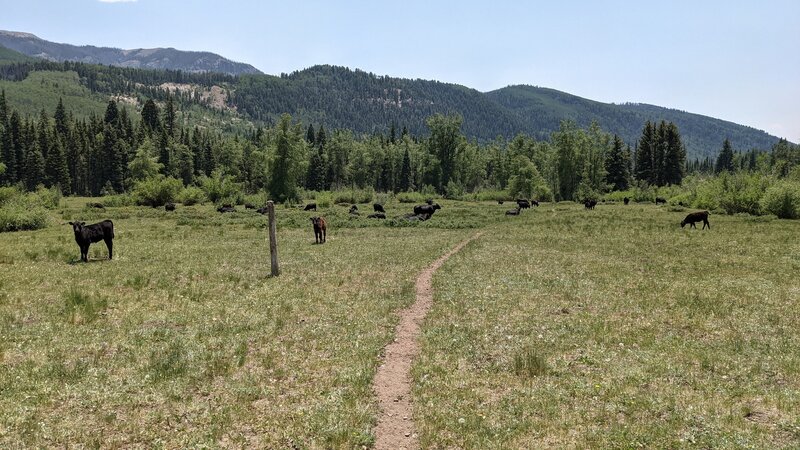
413, 203, 441, 216
373, 203, 386, 213
304, 203, 317, 211
349, 205, 360, 216
367, 213, 386, 219
506, 207, 521, 216
403, 213, 431, 222
69, 220, 114, 262
497, 200, 505, 205
86, 202, 105, 209
623, 197, 630, 205
655, 197, 667, 205
531, 200, 539, 207
165, 202, 176, 211
516, 199, 531, 209
217, 205, 236, 213
584, 199, 597, 210
256, 207, 268, 215
245, 203, 256, 210
311, 217, 327, 244
681, 211, 710, 229
425, 198, 434, 205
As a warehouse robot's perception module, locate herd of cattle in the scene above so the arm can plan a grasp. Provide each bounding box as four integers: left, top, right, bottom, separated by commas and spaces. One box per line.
68, 198, 711, 259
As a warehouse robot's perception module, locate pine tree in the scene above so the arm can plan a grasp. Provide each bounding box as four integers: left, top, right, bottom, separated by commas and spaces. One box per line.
24, 142, 45, 191
662, 122, 686, 185
54, 98, 69, 138
163, 96, 176, 137
315, 125, 327, 151
0, 91, 13, 185
605, 134, 630, 191
104, 100, 119, 126
47, 137, 71, 194
635, 121, 655, 184
389, 122, 397, 144
141, 99, 161, 133
715, 138, 735, 173
306, 124, 315, 145
399, 147, 412, 192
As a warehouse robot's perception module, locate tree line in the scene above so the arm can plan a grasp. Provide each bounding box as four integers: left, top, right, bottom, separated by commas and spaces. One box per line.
0, 90, 797, 204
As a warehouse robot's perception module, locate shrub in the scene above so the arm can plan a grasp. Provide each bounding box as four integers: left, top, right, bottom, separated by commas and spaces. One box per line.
179, 186, 206, 206
0, 201, 50, 232
314, 191, 333, 208
760, 181, 800, 219
99, 194, 136, 207
32, 185, 62, 209
0, 186, 21, 206
332, 187, 374, 204
199, 170, 243, 204
444, 180, 465, 200
716, 172, 770, 215
133, 176, 184, 207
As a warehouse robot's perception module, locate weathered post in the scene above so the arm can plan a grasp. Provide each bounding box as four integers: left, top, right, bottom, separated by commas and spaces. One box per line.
267, 201, 280, 276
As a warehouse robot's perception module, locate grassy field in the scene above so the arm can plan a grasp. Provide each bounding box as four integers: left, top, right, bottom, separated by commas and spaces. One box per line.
415, 203, 800, 448
1, 199, 798, 448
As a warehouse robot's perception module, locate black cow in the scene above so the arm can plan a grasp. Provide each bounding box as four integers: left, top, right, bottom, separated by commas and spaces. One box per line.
256, 207, 268, 215
413, 203, 441, 216
245, 203, 256, 210
623, 197, 630, 205
425, 198, 434, 205
516, 199, 531, 209
584, 199, 597, 210
681, 211, 710, 229
373, 203, 386, 213
86, 202, 105, 209
506, 207, 521, 216
403, 213, 431, 222
311, 217, 327, 244
497, 200, 505, 205
367, 213, 386, 219
165, 202, 176, 211
69, 220, 114, 262
655, 197, 667, 205
531, 200, 539, 207
217, 205, 236, 213
304, 203, 317, 211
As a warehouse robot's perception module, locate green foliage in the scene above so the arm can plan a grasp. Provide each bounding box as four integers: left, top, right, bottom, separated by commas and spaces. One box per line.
332, 187, 374, 205
314, 191, 333, 208
133, 176, 183, 207
97, 194, 135, 207
760, 181, 800, 219
128, 138, 163, 182
0, 187, 51, 232
32, 185, 62, 209
511, 347, 548, 378
178, 186, 206, 206
396, 191, 429, 203
199, 170, 243, 204
63, 287, 108, 324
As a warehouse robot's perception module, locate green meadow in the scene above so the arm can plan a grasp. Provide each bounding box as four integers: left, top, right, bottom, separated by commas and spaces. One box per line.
0, 199, 798, 448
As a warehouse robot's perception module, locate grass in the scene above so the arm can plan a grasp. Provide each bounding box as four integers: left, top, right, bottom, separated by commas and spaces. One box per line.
414, 204, 800, 448
0, 199, 798, 447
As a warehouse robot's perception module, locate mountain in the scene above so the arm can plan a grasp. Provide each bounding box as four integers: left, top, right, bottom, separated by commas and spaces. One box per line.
230, 65, 781, 159
0, 30, 262, 76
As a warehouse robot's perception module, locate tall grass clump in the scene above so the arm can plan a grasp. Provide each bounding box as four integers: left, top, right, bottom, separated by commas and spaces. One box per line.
63, 287, 108, 324
148, 338, 188, 382
511, 346, 548, 378
760, 180, 800, 219
133, 176, 183, 207
98, 194, 135, 207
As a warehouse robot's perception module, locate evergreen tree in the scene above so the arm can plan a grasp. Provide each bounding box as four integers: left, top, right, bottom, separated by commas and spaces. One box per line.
37, 109, 50, 164
305, 147, 326, 191
306, 124, 316, 145
128, 138, 163, 182
399, 147, 412, 192
0, 91, 13, 185
163, 96, 176, 137
661, 122, 686, 185
54, 98, 69, 138
315, 125, 327, 151
24, 142, 45, 191
47, 137, 71, 193
141, 99, 161, 133
269, 114, 305, 202
635, 121, 655, 184
715, 138, 735, 173
389, 122, 397, 144
103, 100, 119, 126
605, 134, 630, 191
426, 114, 463, 193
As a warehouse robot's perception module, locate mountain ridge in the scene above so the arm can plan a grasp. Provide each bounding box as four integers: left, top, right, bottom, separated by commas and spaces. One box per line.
0, 30, 262, 76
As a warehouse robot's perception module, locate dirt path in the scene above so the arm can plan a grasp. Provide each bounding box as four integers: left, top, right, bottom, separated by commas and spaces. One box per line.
372, 232, 482, 449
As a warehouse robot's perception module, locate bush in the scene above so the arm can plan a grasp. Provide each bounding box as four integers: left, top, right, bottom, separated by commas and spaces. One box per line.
332, 187, 374, 204
199, 170, 243, 205
0, 193, 51, 232
444, 180, 465, 200
313, 191, 333, 208
0, 186, 21, 206
32, 185, 62, 209
179, 186, 206, 206
133, 176, 184, 207
760, 181, 800, 219
99, 194, 136, 207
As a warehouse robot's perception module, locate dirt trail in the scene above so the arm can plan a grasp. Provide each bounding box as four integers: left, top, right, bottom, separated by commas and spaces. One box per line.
372, 232, 482, 449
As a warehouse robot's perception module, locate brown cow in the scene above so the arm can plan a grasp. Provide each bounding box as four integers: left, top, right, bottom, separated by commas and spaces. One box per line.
311, 217, 327, 244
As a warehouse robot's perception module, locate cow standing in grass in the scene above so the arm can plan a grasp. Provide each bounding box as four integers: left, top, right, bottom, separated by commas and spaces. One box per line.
681, 211, 710, 229
69, 220, 115, 262
311, 217, 327, 244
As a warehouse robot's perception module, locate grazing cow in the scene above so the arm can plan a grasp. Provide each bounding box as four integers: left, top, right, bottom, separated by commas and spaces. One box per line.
217, 205, 236, 213
304, 203, 317, 211
256, 207, 268, 215
86, 202, 105, 209
517, 199, 531, 210
655, 197, 667, 205
349, 205, 360, 216
69, 220, 114, 262
245, 203, 256, 210
165, 202, 176, 211
497, 200, 505, 205
373, 203, 385, 213
623, 197, 630, 205
310, 217, 327, 244
367, 213, 386, 219
681, 211, 710, 229
584, 199, 597, 210
413, 203, 441, 216
506, 207, 521, 216
531, 200, 539, 207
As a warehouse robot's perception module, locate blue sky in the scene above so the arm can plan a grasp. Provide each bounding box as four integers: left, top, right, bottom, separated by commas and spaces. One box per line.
2, 0, 798, 142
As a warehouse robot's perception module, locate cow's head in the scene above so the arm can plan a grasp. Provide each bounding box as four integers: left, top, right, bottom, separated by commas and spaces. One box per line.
68, 221, 86, 233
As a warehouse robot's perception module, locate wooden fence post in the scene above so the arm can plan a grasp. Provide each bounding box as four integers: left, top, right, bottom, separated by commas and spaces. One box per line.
267, 201, 280, 276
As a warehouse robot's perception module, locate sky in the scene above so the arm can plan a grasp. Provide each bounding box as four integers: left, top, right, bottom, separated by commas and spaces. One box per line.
1, 0, 798, 142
